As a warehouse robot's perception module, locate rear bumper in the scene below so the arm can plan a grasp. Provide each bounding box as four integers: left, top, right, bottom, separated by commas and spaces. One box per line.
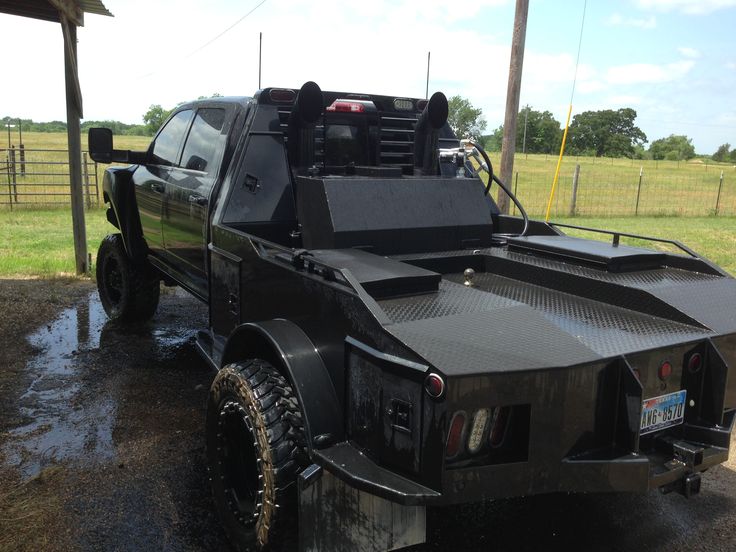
315, 415, 732, 506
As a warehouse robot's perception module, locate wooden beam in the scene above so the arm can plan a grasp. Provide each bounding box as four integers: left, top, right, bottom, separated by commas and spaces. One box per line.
62, 20, 88, 274
48, 0, 83, 26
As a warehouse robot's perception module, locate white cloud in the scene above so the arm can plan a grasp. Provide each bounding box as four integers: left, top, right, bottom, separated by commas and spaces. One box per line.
726, 62, 736, 70
606, 60, 695, 85
606, 95, 643, 106
607, 13, 657, 29
677, 47, 701, 58
635, 0, 736, 14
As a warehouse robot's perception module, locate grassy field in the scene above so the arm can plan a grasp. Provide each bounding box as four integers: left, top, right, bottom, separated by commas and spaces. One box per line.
3, 132, 736, 215
0, 208, 734, 277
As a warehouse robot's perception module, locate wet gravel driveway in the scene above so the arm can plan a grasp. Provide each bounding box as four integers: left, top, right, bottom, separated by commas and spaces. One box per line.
1, 279, 736, 551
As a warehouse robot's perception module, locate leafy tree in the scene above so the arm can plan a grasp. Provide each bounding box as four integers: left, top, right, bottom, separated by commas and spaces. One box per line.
713, 143, 731, 162
517, 107, 562, 154
730, 149, 736, 163
143, 104, 174, 136
483, 126, 503, 152
648, 134, 696, 161
447, 96, 487, 141
568, 108, 647, 157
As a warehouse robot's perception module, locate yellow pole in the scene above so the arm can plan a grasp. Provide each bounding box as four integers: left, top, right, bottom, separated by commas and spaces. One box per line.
545, 103, 573, 222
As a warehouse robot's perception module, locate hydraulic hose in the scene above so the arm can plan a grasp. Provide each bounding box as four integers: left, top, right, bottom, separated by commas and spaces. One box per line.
467, 141, 529, 237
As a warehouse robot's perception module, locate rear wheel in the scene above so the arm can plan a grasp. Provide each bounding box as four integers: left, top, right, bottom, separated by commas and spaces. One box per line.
206, 359, 305, 551
96, 233, 160, 323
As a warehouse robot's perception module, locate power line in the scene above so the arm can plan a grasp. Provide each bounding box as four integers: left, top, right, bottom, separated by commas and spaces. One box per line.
137, 0, 269, 79
184, 0, 269, 60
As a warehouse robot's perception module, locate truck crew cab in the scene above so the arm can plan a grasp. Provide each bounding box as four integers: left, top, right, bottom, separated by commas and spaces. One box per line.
89, 82, 736, 552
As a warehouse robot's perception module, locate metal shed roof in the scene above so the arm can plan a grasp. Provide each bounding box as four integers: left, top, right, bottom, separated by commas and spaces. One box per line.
0, 0, 112, 25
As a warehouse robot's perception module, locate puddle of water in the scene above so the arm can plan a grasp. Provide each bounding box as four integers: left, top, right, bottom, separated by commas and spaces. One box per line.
2, 293, 112, 479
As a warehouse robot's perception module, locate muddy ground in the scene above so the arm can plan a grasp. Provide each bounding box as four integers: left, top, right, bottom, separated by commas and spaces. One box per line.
1, 279, 736, 552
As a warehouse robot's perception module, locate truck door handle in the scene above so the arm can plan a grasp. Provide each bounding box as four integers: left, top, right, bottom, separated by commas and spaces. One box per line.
189, 194, 208, 206
151, 182, 165, 193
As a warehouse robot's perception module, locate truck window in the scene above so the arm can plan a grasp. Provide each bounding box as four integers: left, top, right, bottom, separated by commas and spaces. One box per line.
151, 109, 194, 166
181, 108, 227, 173
324, 124, 366, 166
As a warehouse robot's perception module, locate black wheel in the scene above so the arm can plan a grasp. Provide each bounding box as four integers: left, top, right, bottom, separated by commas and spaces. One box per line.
206, 359, 305, 551
96, 233, 160, 323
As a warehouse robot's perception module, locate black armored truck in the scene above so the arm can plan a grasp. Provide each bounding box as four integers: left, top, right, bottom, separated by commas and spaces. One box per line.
89, 82, 736, 552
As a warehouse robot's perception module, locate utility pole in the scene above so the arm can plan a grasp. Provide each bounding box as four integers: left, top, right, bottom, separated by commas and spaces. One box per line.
425, 51, 431, 99
498, 0, 529, 214
258, 32, 262, 89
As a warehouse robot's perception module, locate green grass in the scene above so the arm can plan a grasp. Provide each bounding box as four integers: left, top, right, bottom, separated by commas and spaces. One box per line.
0, 208, 734, 278
4, 132, 736, 214
0, 207, 110, 277
554, 215, 736, 276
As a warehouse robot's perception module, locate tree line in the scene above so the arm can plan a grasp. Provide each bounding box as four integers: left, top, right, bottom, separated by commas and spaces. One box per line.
447, 97, 733, 162
5, 95, 735, 162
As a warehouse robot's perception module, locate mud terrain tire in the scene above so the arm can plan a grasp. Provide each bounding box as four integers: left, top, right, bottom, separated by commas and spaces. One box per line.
206, 359, 305, 551
96, 233, 160, 323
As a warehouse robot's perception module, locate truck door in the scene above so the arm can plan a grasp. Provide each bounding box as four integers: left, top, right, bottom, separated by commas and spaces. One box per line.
161, 107, 228, 298
133, 109, 194, 253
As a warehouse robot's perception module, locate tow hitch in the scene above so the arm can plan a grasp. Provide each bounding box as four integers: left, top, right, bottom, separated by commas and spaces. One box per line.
656, 437, 705, 498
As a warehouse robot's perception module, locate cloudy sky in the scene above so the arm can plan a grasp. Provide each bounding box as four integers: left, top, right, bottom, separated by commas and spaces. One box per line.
1, 0, 735, 153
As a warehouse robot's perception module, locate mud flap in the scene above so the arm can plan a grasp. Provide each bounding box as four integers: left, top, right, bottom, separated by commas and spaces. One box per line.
298, 464, 426, 552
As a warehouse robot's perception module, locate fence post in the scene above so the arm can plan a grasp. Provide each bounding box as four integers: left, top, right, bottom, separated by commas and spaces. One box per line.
715, 171, 724, 215
82, 152, 91, 209
4, 151, 12, 210
635, 166, 644, 215
569, 164, 580, 216
9, 146, 17, 203
19, 143, 25, 176
512, 171, 519, 216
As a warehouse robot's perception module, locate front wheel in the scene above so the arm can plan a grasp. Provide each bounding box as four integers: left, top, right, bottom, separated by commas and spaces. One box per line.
96, 233, 160, 323
206, 359, 305, 551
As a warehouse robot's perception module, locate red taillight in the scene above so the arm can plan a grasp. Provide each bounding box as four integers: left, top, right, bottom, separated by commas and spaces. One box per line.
269, 88, 296, 102
424, 373, 445, 399
489, 406, 511, 448
688, 353, 703, 374
658, 361, 673, 381
446, 412, 466, 458
326, 100, 365, 113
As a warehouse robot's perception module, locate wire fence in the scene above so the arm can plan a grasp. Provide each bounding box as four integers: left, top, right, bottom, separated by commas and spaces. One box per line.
2, 147, 99, 208
2, 147, 735, 218
497, 157, 736, 218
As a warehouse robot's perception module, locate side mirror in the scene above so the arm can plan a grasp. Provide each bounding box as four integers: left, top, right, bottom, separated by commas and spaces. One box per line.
88, 127, 113, 163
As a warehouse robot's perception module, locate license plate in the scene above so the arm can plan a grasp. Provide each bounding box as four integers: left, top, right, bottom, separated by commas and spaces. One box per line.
640, 390, 687, 435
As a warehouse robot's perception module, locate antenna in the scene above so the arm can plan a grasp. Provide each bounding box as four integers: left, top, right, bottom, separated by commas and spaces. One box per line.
425, 51, 431, 99
258, 32, 262, 89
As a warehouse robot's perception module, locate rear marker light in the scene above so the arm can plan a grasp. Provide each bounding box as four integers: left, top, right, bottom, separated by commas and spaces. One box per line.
658, 361, 673, 381
688, 353, 703, 374
326, 100, 365, 113
446, 412, 466, 458
424, 373, 445, 399
468, 409, 490, 454
489, 406, 511, 448
269, 88, 296, 102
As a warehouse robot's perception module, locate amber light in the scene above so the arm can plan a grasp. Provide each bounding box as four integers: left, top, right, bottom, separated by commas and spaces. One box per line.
659, 361, 673, 381
688, 353, 703, 374
446, 412, 466, 458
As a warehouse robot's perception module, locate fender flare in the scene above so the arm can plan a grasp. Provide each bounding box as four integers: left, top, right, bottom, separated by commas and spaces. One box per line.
221, 319, 343, 451
102, 167, 147, 263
